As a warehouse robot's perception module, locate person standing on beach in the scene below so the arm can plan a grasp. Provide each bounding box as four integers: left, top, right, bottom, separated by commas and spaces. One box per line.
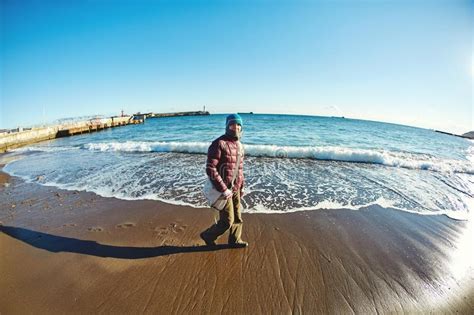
200, 114, 248, 248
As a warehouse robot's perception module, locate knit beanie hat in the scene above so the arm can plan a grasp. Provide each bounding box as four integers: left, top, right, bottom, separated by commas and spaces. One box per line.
225, 114, 243, 140
226, 114, 243, 128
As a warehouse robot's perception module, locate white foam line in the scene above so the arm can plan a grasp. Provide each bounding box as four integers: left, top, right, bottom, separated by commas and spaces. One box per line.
83, 141, 209, 154
3, 168, 468, 221
9, 146, 79, 153
242, 199, 469, 221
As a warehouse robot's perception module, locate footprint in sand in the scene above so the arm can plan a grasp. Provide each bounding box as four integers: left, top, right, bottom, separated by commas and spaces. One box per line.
153, 226, 169, 236
153, 223, 187, 235
88, 226, 104, 232
171, 222, 187, 233
116, 222, 136, 229
62, 223, 77, 227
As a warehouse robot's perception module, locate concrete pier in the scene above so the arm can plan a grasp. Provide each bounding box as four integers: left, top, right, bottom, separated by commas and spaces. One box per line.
0, 111, 211, 153
0, 116, 131, 153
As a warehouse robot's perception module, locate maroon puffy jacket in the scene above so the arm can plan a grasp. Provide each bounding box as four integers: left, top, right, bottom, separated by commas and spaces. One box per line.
206, 135, 244, 193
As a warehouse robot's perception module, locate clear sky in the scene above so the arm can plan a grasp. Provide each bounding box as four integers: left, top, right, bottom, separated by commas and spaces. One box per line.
1, 0, 473, 134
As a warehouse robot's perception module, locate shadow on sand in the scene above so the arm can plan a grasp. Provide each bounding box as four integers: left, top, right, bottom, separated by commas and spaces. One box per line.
0, 225, 232, 259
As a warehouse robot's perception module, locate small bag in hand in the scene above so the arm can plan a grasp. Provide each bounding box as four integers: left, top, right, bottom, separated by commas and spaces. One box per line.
203, 179, 228, 211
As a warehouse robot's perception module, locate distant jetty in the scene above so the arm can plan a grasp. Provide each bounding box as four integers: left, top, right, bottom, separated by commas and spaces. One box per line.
146, 110, 210, 118
129, 111, 209, 124
131, 110, 209, 120
0, 111, 210, 153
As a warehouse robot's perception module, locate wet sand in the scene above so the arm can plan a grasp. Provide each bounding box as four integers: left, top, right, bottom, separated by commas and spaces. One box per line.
0, 169, 473, 314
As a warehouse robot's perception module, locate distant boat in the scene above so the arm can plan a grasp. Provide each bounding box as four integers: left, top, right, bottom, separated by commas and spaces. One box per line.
238, 112, 254, 115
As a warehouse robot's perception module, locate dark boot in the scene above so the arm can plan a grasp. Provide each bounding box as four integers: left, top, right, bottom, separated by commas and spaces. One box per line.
200, 231, 216, 246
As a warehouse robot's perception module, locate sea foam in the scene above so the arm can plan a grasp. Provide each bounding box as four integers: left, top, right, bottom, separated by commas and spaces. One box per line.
81, 141, 474, 175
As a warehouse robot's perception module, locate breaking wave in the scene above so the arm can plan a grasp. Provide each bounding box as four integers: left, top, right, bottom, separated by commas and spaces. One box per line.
82, 141, 474, 174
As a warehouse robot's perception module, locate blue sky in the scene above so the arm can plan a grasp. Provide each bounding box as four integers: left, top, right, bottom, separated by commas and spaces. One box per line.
1, 0, 472, 134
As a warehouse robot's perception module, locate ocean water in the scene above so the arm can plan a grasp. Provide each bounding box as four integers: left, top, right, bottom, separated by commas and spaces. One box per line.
4, 114, 474, 220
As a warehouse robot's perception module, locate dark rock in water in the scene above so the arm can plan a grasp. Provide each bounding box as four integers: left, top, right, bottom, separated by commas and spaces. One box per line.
462, 131, 474, 139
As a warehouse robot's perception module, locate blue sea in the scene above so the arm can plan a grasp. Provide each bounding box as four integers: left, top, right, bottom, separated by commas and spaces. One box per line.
4, 114, 474, 220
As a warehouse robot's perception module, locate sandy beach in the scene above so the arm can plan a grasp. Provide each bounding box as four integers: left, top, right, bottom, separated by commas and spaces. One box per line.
0, 167, 473, 314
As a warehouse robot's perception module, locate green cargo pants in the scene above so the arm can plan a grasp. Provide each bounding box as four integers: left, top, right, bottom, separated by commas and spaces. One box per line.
202, 190, 243, 244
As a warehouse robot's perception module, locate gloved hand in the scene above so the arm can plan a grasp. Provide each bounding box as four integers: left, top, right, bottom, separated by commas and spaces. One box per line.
222, 189, 233, 199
